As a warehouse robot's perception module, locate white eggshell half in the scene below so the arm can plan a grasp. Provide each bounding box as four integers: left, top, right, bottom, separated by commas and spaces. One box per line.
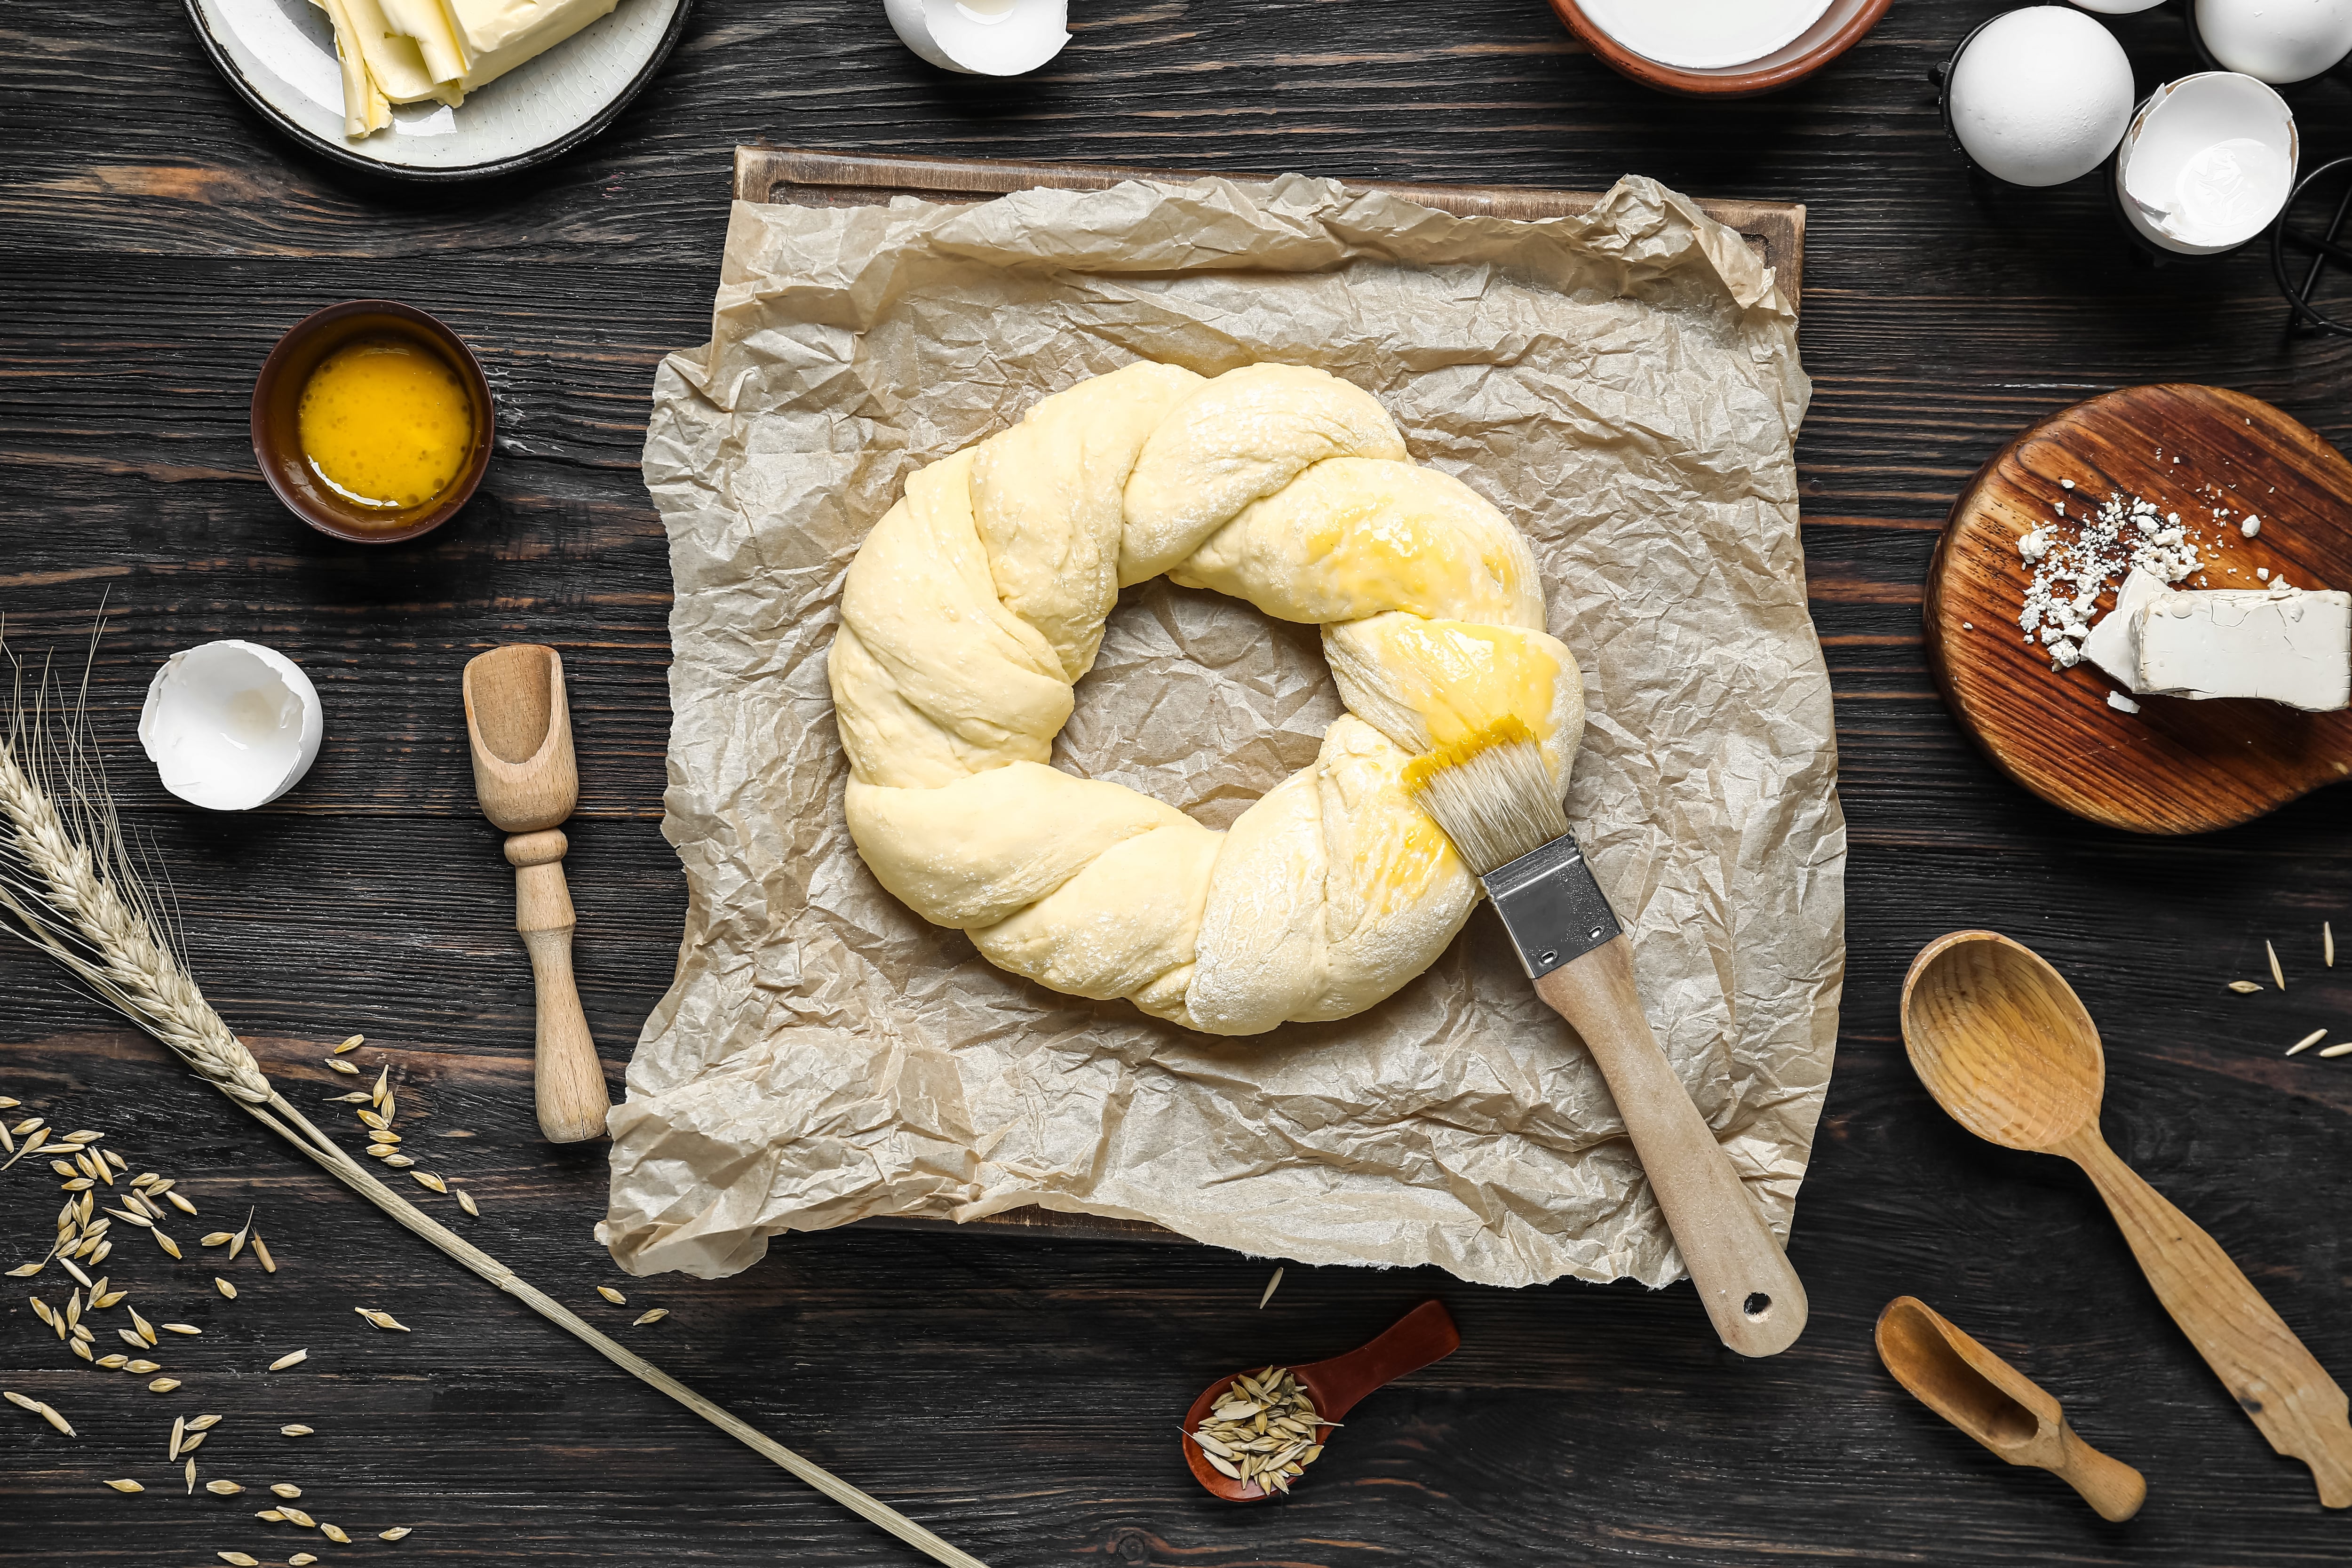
884, 0, 1068, 76
138, 641, 325, 812
2197, 0, 2352, 85
1950, 8, 2137, 187
2116, 73, 2298, 255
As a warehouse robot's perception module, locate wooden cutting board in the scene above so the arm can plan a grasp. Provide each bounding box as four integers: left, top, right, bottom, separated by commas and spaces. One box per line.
732, 146, 1805, 308
1925, 384, 2352, 836
730, 146, 1805, 1246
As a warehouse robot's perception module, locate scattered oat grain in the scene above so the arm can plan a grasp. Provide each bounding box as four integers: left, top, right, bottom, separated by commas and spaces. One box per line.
2289, 1029, 2328, 1057
215, 1277, 237, 1299
269, 1349, 308, 1371
455, 1189, 478, 1218
161, 1322, 201, 1336
103, 1477, 143, 1492
200, 1232, 233, 1247
596, 1286, 626, 1305
2269, 940, 2287, 990
252, 1234, 275, 1274
271, 1482, 301, 1498
335, 1035, 364, 1054
1258, 1267, 1284, 1308
326, 1058, 359, 1076
2320, 1043, 2352, 1059
320, 1523, 351, 1543
632, 1308, 668, 1326
380, 1527, 412, 1541
206, 1479, 242, 1495
37, 1401, 73, 1435
2228, 980, 2263, 994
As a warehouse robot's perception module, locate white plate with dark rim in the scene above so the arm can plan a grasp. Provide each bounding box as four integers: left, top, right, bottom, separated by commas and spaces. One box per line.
184, 0, 690, 181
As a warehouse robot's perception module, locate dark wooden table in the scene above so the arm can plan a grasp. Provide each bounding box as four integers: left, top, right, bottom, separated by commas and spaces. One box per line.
8, 3, 2352, 1564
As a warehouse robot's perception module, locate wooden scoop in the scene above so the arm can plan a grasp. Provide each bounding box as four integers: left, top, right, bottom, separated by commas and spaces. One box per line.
1180, 1299, 1460, 1502
462, 645, 611, 1145
1901, 930, 2352, 1507
1876, 1295, 2145, 1520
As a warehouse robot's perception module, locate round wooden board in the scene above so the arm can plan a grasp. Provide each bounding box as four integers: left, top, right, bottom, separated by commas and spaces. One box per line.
1925, 384, 2352, 836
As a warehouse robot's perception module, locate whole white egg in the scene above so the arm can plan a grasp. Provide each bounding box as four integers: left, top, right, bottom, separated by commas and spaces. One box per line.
2197, 0, 2352, 84
1950, 8, 2138, 187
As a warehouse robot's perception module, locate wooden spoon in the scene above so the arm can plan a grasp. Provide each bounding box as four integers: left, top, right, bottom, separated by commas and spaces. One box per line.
1180, 1299, 1460, 1501
1876, 1295, 2145, 1520
462, 645, 611, 1145
1901, 930, 2352, 1507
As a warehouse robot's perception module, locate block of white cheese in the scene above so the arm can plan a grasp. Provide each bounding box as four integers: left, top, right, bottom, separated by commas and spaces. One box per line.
2082, 565, 2168, 691
2135, 584, 2352, 712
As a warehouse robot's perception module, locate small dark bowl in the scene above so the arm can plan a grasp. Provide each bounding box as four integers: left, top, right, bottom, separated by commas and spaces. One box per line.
251, 300, 493, 545
1547, 0, 1891, 98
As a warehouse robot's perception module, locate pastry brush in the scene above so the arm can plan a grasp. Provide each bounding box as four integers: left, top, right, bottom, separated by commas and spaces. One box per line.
1407, 717, 1809, 1356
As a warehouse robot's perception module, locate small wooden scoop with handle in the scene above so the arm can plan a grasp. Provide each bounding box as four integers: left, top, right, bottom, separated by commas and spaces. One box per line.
1902, 930, 2352, 1507
463, 645, 611, 1144
1877, 1295, 2145, 1520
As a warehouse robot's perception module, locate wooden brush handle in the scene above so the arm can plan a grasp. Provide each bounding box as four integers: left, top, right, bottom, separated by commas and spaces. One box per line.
1534, 935, 1808, 1357
2065, 1130, 2352, 1507
2048, 1420, 2148, 1522
507, 829, 612, 1145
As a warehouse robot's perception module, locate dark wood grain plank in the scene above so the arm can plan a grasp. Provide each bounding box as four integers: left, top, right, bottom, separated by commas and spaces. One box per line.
9, 0, 2352, 1562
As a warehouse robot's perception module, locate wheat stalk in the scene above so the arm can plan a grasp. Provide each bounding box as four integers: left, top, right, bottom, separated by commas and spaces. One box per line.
0, 625, 985, 1568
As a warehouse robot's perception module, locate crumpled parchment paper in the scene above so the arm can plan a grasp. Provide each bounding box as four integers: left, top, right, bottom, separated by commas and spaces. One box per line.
605, 172, 1845, 1290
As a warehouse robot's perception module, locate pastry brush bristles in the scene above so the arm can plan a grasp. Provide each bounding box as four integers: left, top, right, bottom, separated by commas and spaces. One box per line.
1402, 716, 1569, 877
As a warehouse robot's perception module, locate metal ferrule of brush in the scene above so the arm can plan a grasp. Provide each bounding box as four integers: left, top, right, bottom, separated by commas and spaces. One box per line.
1478, 834, 1621, 979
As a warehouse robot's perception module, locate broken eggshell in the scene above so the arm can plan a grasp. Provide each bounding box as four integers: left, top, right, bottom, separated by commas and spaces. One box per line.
138, 641, 324, 812
2116, 73, 2297, 255
884, 0, 1068, 75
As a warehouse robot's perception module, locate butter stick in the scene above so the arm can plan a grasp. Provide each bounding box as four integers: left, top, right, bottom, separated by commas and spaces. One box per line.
457, 0, 616, 90
380, 0, 471, 88
341, 0, 458, 104
319, 0, 392, 137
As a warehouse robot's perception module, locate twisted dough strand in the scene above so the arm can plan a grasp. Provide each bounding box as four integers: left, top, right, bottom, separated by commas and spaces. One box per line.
831, 361, 1583, 1035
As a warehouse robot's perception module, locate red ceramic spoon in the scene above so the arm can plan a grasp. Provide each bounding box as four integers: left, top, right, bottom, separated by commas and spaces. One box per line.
1180, 1299, 1461, 1501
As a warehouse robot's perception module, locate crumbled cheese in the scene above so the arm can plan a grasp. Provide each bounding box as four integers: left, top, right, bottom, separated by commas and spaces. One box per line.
2017, 486, 2216, 672
2241, 515, 2260, 538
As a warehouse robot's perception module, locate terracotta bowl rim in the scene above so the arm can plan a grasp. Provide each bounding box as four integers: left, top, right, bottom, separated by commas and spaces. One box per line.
250, 298, 493, 546
1546, 0, 1894, 98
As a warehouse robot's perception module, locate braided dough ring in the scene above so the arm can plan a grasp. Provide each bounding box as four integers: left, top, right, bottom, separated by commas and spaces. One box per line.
829, 362, 1584, 1036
